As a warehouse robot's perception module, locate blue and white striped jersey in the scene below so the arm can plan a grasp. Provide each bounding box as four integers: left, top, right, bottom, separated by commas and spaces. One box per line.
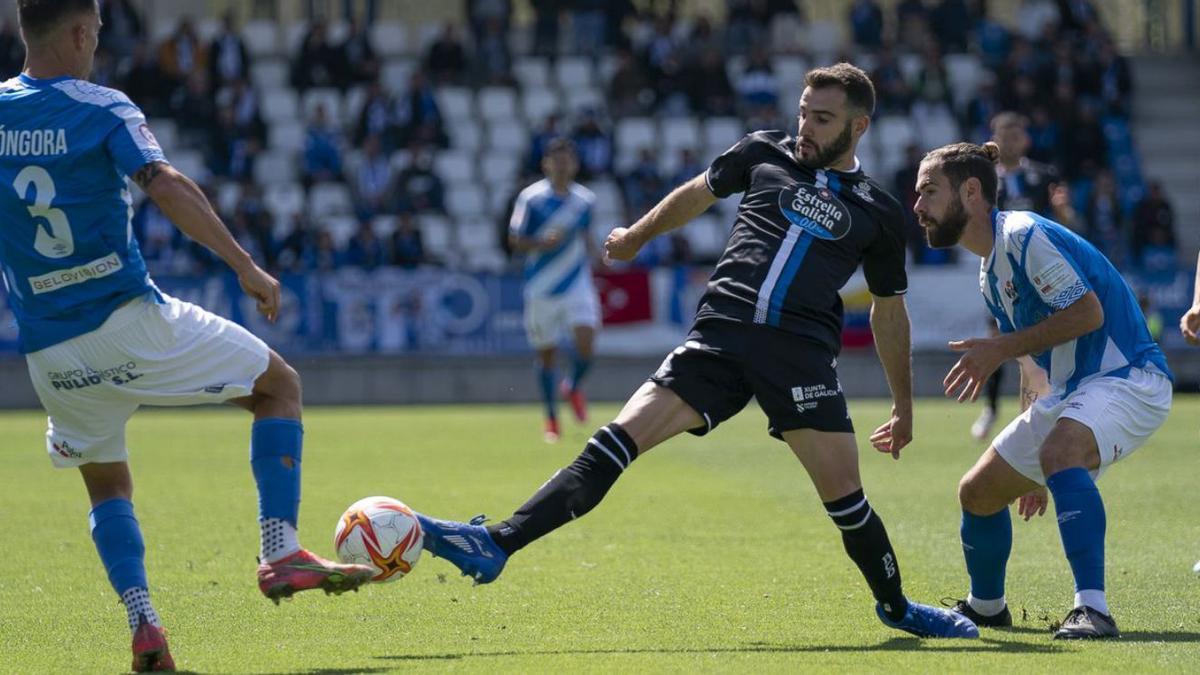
0, 74, 167, 353
982, 210, 1171, 394
509, 178, 595, 299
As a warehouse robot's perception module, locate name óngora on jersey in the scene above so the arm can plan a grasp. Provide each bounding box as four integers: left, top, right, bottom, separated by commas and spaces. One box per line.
0, 126, 68, 157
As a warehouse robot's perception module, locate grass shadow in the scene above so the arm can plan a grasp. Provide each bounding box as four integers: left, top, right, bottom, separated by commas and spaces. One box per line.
376, 637, 1063, 661
1118, 631, 1200, 643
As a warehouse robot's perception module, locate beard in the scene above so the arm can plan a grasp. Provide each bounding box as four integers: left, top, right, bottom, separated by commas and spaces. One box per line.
795, 122, 853, 169
922, 196, 969, 248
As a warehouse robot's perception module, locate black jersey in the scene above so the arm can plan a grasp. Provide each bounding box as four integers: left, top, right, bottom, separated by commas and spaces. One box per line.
996, 158, 1060, 216
698, 130, 908, 353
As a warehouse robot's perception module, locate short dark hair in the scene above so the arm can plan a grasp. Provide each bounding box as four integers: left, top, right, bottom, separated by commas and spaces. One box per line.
805, 62, 876, 116
545, 137, 576, 157
922, 142, 1001, 205
18, 0, 97, 39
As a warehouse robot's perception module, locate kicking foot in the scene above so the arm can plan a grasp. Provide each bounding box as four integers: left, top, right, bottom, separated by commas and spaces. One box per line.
414, 513, 508, 584
877, 600, 979, 638
256, 549, 375, 605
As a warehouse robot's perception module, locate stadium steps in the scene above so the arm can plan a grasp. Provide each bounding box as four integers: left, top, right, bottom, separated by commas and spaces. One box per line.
1132, 54, 1200, 257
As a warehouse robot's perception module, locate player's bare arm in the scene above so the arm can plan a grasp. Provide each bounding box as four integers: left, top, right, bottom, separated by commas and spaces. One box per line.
867, 293, 913, 459
139, 161, 281, 322
509, 229, 563, 253
1179, 251, 1200, 345
1015, 355, 1051, 520
605, 173, 716, 262
945, 291, 1104, 402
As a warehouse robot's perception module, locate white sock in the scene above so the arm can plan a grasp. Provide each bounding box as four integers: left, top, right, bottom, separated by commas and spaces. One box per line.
122, 587, 161, 634
967, 593, 1007, 617
260, 517, 300, 563
1075, 589, 1109, 615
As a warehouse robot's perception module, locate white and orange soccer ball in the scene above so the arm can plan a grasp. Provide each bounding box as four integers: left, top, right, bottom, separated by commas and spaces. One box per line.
333, 496, 423, 583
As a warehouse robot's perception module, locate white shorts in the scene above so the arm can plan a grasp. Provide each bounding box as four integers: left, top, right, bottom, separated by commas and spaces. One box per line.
524, 279, 601, 349
992, 368, 1172, 485
26, 293, 271, 468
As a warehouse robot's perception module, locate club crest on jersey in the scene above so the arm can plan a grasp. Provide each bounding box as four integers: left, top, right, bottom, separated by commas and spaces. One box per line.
778, 182, 852, 240
852, 182, 875, 203
1003, 280, 1017, 301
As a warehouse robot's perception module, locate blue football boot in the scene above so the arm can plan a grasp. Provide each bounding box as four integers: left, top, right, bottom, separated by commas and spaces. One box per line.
876, 600, 980, 638
415, 513, 508, 584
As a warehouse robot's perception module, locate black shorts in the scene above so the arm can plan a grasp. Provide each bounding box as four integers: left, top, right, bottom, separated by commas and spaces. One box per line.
649, 320, 854, 439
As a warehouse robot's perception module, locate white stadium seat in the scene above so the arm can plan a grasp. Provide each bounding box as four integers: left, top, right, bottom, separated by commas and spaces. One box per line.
216, 181, 243, 215
433, 150, 476, 182
447, 119, 482, 152
513, 57, 551, 89
555, 57, 594, 90
661, 117, 701, 152
704, 117, 744, 153
445, 186, 488, 219
371, 22, 408, 58
478, 87, 517, 122
147, 118, 178, 155
486, 120, 529, 155
242, 21, 280, 58
457, 221, 499, 253
418, 215, 456, 259
302, 88, 344, 126
251, 59, 290, 92
480, 155, 522, 186
380, 59, 416, 95
308, 183, 353, 217
264, 182, 306, 218
873, 115, 916, 155
254, 152, 299, 186
521, 89, 560, 124
260, 89, 300, 124
564, 87, 603, 115
268, 121, 306, 153
436, 87, 475, 123
616, 117, 657, 154
686, 215, 729, 260
321, 215, 359, 248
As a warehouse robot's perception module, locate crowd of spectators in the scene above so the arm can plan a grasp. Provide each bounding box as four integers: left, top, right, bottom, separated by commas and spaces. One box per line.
0, 0, 1178, 282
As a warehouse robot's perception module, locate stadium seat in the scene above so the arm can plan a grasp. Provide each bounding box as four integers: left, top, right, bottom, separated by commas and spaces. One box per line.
260, 89, 300, 124
447, 119, 482, 152
874, 116, 916, 155
268, 121, 306, 153
616, 117, 657, 155
445, 186, 488, 219
555, 57, 594, 91
264, 182, 306, 219
284, 21, 310, 55
321, 214, 359, 248
771, 55, 810, 89
242, 20, 280, 59
917, 112, 962, 150
477, 154, 520, 186
343, 85, 369, 124
171, 150, 208, 183
478, 87, 518, 122
381, 59, 416, 95
661, 117, 701, 153
489, 182, 516, 216
309, 183, 354, 217
704, 117, 744, 153
147, 118, 178, 155
371, 214, 398, 237
513, 57, 551, 89
804, 20, 844, 61
433, 150, 476, 183
588, 179, 622, 211
945, 53, 984, 109
898, 53, 923, 84
486, 120, 529, 155
521, 89, 560, 125
250, 59, 290, 92
302, 88, 345, 126
564, 87, 603, 115
436, 87, 475, 123
254, 152, 299, 186
770, 14, 808, 55
412, 23, 442, 53
457, 221, 499, 253
418, 215, 456, 260
370, 22, 408, 58
685, 215, 728, 260
463, 248, 508, 273
216, 181, 243, 215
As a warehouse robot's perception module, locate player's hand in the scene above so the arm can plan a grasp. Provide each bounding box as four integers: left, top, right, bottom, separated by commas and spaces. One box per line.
604, 226, 644, 264
1017, 487, 1049, 521
1180, 303, 1200, 345
237, 264, 282, 323
539, 230, 564, 251
945, 337, 1008, 402
869, 407, 912, 459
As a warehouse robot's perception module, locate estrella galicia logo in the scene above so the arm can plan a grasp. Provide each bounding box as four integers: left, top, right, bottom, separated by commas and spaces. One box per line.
778, 183, 852, 240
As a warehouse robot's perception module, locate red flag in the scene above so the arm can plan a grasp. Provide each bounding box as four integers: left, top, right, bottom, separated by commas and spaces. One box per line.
594, 267, 653, 325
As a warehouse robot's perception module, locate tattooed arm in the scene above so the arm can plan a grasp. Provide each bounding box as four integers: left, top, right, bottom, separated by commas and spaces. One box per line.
1017, 356, 1049, 413
136, 161, 282, 321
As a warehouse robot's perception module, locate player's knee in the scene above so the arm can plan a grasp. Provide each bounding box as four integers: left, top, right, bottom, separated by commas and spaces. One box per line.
253, 357, 303, 416
1038, 444, 1085, 477
958, 473, 999, 515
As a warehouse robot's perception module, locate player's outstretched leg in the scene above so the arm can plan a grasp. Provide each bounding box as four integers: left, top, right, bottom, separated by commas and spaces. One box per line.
81, 464, 176, 671
237, 353, 374, 603
415, 422, 637, 583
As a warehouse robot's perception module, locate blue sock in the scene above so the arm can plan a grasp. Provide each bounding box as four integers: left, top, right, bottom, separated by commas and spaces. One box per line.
569, 358, 593, 391
1046, 467, 1106, 594
537, 366, 557, 421
251, 418, 304, 526
961, 508, 1012, 601
89, 498, 148, 595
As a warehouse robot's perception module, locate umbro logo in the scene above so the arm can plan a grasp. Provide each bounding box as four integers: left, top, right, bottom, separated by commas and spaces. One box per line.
1057, 510, 1082, 524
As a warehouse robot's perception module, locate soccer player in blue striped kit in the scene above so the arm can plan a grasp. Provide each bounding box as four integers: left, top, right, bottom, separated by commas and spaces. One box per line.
914, 141, 1173, 638
0, 1, 373, 670
417, 63, 978, 640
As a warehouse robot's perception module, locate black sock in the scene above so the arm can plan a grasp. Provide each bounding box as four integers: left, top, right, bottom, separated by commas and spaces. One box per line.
487, 423, 638, 556
824, 489, 908, 621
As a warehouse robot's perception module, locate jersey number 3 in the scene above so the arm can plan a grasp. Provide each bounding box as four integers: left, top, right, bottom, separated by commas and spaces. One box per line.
13, 165, 74, 259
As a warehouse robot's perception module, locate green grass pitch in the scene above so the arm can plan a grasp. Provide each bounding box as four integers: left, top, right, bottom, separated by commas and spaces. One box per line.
1, 397, 1199, 673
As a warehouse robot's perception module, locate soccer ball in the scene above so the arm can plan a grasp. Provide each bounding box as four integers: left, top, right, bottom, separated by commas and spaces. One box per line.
334, 496, 423, 583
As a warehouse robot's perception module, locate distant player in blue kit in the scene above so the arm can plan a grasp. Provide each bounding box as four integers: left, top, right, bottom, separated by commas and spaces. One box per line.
1, 2, 373, 671
417, 64, 978, 640
509, 139, 600, 442
914, 141, 1173, 638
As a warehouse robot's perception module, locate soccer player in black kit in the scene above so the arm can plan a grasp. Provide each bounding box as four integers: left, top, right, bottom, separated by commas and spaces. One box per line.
415, 63, 979, 639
